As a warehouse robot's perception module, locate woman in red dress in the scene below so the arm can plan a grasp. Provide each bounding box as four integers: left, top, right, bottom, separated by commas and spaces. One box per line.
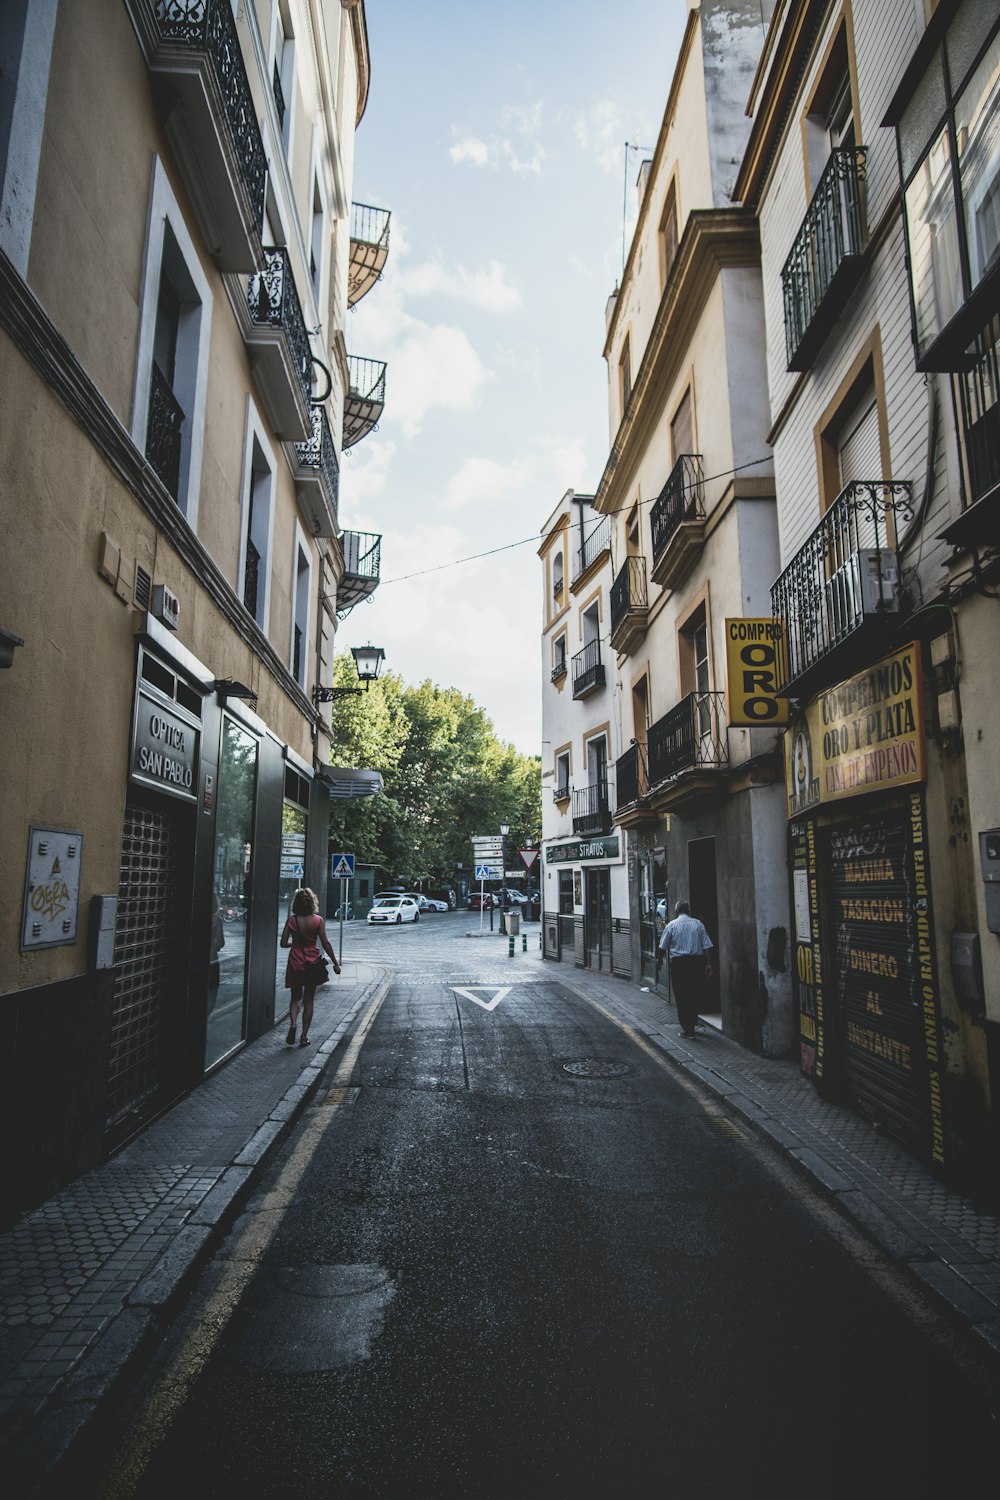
280, 887, 340, 1047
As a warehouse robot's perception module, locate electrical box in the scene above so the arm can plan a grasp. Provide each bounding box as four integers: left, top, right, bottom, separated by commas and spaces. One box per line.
950, 931, 984, 1009
151, 583, 180, 631
90, 894, 118, 971
979, 829, 1000, 934
21, 827, 83, 949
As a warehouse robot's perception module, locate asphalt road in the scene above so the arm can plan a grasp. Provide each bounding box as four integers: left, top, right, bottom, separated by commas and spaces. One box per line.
86, 916, 999, 1498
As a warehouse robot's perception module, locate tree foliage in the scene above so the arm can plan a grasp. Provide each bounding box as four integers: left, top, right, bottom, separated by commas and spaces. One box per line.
326, 653, 541, 884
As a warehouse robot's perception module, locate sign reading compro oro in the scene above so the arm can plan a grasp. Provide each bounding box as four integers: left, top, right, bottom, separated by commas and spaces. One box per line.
725, 619, 789, 726
783, 642, 925, 817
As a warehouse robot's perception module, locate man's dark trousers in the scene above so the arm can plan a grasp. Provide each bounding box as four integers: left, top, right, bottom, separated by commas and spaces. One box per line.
668, 954, 704, 1035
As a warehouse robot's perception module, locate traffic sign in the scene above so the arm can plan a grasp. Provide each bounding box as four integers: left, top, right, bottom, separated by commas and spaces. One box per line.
474, 864, 490, 880
330, 851, 356, 879
518, 848, 540, 872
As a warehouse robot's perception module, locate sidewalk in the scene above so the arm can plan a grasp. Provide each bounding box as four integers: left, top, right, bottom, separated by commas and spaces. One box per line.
0, 960, 388, 1491
3, 937, 1000, 1490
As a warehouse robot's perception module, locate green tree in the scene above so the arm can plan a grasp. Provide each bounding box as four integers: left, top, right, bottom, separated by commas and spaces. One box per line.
326, 654, 541, 885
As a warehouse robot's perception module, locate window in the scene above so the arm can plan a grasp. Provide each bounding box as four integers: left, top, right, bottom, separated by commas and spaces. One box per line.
659, 179, 678, 286
132, 159, 212, 523
310, 171, 324, 302
626, 503, 641, 557
552, 634, 567, 679
276, 5, 295, 156
804, 34, 856, 195
558, 870, 575, 914
671, 386, 694, 463
291, 530, 311, 688
554, 750, 570, 801
619, 335, 632, 416
957, 311, 1000, 506
552, 549, 564, 600
890, 6, 1000, 367
239, 405, 275, 629
680, 604, 713, 750
586, 735, 608, 790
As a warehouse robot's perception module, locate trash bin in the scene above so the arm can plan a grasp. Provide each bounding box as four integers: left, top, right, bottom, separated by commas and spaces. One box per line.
528, 899, 540, 922
504, 910, 520, 936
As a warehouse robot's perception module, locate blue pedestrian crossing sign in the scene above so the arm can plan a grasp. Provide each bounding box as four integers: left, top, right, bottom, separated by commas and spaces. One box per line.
331, 852, 356, 879
475, 864, 490, 880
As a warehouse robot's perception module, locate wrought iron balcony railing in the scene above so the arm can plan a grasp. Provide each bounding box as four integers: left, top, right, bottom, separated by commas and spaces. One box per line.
571, 639, 605, 698
770, 481, 913, 690
647, 691, 728, 786
782, 146, 867, 371
138, 0, 267, 266
550, 655, 567, 682
553, 782, 570, 802
614, 743, 647, 812
146, 361, 184, 500
293, 406, 340, 536
247, 246, 312, 405
572, 515, 610, 583
337, 530, 382, 615
343, 356, 387, 448
650, 454, 705, 567
609, 556, 648, 640
348, 203, 391, 306
572, 778, 611, 837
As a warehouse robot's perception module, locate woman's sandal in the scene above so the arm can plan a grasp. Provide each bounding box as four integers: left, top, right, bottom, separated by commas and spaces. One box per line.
299, 1036, 310, 1047
286, 1025, 296, 1045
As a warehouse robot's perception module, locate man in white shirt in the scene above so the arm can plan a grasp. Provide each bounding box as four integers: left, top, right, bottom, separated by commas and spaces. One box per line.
656, 900, 714, 1039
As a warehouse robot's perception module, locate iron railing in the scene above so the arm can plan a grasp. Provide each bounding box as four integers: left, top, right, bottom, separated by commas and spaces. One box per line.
243, 536, 260, 617
295, 406, 340, 507
572, 778, 610, 837
153, 0, 267, 231
958, 311, 1000, 506
351, 202, 391, 252
650, 454, 705, 564
247, 247, 312, 406
550, 654, 567, 682
781, 146, 867, 370
610, 556, 648, 636
553, 782, 570, 801
343, 356, 387, 447
337, 530, 382, 615
571, 639, 605, 697
770, 481, 913, 687
614, 743, 646, 810
572, 514, 610, 582
647, 691, 727, 785
146, 361, 184, 500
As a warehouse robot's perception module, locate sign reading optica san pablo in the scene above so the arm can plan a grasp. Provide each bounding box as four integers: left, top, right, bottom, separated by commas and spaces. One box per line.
725, 618, 790, 726
784, 642, 924, 818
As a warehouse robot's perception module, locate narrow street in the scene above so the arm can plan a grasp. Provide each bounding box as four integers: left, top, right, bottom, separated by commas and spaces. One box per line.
81, 918, 999, 1499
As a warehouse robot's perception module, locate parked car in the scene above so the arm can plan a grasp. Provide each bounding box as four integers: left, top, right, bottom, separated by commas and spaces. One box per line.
428, 887, 458, 909
367, 896, 420, 925
468, 892, 497, 911
499, 888, 529, 906
414, 894, 449, 912
400, 892, 440, 913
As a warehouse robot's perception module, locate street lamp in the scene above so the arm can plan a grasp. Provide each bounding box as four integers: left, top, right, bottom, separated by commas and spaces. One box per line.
498, 822, 510, 932
313, 643, 386, 704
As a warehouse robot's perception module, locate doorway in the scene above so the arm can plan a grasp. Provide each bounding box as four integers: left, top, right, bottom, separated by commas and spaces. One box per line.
585, 868, 612, 973
688, 837, 721, 1021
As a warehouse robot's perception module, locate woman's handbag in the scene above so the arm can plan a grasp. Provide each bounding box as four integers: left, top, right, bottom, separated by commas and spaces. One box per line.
302, 957, 330, 985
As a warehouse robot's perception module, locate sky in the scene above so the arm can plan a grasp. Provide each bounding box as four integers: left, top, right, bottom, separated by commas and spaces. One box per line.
337, 0, 687, 757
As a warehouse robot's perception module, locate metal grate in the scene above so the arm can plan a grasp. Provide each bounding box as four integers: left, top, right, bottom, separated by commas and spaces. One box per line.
107, 803, 179, 1126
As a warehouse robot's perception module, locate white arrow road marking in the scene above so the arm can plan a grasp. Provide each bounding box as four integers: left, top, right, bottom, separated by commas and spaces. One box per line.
452, 986, 512, 1012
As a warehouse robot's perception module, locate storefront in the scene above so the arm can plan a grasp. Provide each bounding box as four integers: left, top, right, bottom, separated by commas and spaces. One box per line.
542, 833, 629, 975
786, 643, 946, 1167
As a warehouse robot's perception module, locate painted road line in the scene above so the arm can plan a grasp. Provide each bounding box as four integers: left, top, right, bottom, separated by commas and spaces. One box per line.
452, 986, 513, 1012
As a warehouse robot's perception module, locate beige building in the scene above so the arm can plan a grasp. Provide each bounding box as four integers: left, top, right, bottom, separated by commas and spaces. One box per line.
735, 0, 999, 1189
0, 0, 389, 1217
576, 0, 792, 1054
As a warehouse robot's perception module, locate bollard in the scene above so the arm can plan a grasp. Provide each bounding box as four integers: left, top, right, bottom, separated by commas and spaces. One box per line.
522, 933, 527, 952
508, 935, 515, 957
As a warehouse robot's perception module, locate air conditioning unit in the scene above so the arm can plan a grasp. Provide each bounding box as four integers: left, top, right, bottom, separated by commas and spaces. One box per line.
151, 583, 180, 631
825, 549, 899, 641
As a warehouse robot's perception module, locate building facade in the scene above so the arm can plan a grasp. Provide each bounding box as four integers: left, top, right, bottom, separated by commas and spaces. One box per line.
556, 0, 794, 1055
539, 492, 630, 975
736, 0, 998, 1188
0, 0, 389, 1218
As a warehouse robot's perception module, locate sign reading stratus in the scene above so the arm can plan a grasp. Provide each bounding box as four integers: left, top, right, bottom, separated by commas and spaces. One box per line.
783, 642, 925, 818
725, 618, 790, 726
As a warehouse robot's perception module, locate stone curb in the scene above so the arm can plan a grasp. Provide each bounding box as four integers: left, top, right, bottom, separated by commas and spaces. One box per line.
12, 974, 388, 1495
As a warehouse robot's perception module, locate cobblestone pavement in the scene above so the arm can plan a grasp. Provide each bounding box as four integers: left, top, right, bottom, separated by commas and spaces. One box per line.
3, 917, 999, 1489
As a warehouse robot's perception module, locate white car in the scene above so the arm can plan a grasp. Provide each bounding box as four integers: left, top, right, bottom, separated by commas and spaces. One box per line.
367, 895, 420, 925
407, 892, 448, 912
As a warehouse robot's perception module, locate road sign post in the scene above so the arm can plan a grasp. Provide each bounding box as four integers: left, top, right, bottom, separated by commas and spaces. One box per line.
330, 852, 356, 960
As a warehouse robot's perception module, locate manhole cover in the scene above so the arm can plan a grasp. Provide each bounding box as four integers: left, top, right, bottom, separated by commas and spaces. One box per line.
562, 1059, 632, 1079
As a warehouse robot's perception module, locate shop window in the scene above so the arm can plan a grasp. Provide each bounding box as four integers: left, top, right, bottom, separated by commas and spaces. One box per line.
206, 716, 259, 1070
888, 6, 999, 368
240, 413, 275, 630
133, 159, 212, 525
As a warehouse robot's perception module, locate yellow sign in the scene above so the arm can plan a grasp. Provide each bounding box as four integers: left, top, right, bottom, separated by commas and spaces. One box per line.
784, 642, 925, 817
725, 619, 790, 726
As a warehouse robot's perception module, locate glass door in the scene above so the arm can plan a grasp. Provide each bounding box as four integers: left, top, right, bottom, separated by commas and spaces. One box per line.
205, 717, 258, 1069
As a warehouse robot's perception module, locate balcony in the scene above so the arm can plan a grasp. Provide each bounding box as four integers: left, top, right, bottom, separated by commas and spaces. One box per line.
649, 454, 706, 590
771, 481, 913, 696
343, 356, 387, 448
550, 655, 567, 684
348, 203, 391, 307
571, 640, 605, 699
646, 691, 728, 812
943, 313, 1000, 550
782, 147, 867, 372
571, 515, 610, 586
572, 778, 611, 837
145, 361, 184, 500
336, 530, 381, 615
244, 248, 312, 440
126, 0, 266, 271
614, 743, 647, 814
609, 556, 649, 655
294, 406, 340, 537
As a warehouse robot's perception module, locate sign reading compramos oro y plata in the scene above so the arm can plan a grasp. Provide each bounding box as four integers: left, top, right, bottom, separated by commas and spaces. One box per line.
783, 642, 924, 817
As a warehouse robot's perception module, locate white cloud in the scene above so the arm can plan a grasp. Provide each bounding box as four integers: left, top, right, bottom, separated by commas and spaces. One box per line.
389, 323, 489, 438
448, 103, 547, 176
449, 137, 490, 167
400, 258, 522, 313
568, 100, 624, 174
443, 434, 589, 516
